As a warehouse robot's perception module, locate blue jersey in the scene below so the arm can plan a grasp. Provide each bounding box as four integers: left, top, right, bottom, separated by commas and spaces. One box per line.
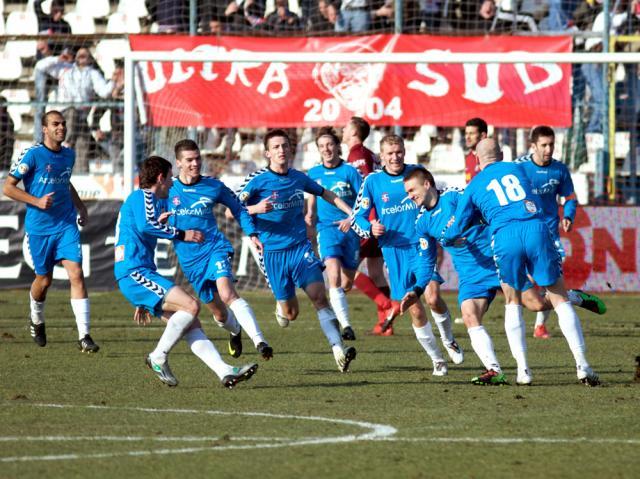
236, 167, 324, 252
307, 161, 362, 231
442, 161, 542, 244
9, 144, 77, 235
515, 154, 577, 235
351, 165, 423, 248
114, 189, 183, 280
168, 176, 256, 272
414, 188, 496, 290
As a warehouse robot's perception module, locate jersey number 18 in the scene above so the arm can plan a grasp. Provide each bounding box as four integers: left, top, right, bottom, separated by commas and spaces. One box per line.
486, 175, 526, 206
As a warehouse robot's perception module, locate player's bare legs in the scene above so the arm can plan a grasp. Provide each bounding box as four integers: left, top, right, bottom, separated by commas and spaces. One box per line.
325, 257, 355, 340
406, 299, 447, 375
27, 273, 52, 347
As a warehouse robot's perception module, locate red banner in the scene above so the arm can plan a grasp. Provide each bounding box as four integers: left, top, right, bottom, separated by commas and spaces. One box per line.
129, 34, 572, 128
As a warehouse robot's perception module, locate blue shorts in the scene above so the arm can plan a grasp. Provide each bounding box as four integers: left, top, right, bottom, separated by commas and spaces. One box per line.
117, 268, 175, 317
317, 226, 360, 271
182, 248, 234, 305
492, 221, 562, 290
26, 225, 82, 275
458, 267, 501, 306
262, 240, 324, 301
382, 244, 444, 301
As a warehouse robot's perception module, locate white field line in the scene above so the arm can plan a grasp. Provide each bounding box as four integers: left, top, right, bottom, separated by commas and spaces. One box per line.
0, 403, 396, 463
1, 403, 638, 463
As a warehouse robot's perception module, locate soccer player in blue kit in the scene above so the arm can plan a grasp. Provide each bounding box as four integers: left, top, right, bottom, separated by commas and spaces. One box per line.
236, 129, 356, 373
515, 126, 606, 339
169, 139, 272, 360
3, 110, 98, 352
115, 156, 258, 388
306, 127, 362, 341
351, 134, 463, 376
443, 138, 599, 386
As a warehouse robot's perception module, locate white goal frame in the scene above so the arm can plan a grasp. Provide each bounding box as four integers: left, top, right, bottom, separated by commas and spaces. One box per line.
123, 50, 640, 196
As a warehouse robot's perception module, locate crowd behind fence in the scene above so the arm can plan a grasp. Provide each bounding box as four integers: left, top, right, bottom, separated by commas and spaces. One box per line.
0, 0, 639, 204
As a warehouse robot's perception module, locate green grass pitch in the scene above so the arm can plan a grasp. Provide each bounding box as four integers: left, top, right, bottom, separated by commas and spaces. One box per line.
1, 289, 639, 478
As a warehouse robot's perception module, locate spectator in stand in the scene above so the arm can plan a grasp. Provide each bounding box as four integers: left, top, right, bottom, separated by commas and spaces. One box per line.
371, 0, 421, 32
419, 0, 443, 33
464, 117, 488, 184
34, 1, 72, 143
224, 0, 266, 31
265, 0, 303, 31
0, 96, 15, 173
307, 0, 339, 32
35, 48, 117, 173
145, 0, 189, 33
336, 0, 371, 33
453, 0, 496, 31
95, 61, 126, 173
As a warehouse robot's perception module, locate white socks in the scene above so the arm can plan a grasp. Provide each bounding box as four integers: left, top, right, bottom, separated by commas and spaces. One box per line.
317, 307, 342, 347
71, 298, 91, 339
468, 325, 501, 373
329, 287, 351, 329
504, 304, 529, 372
150, 310, 195, 364
535, 309, 550, 327
412, 322, 445, 363
213, 309, 241, 336
29, 292, 45, 325
431, 309, 454, 345
229, 298, 266, 347
183, 328, 231, 379
555, 301, 589, 369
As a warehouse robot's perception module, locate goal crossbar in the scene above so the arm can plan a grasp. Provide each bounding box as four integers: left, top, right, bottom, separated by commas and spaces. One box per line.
123, 50, 640, 195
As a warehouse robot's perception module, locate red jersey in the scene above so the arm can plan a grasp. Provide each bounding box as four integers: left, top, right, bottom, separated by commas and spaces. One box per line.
347, 143, 378, 178
465, 150, 480, 184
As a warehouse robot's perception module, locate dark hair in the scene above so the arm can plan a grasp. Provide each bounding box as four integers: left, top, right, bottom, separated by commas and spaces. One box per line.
139, 156, 172, 189
42, 110, 64, 127
263, 128, 290, 150
349, 116, 370, 141
174, 139, 199, 159
530, 125, 555, 144
403, 166, 435, 187
465, 117, 488, 135
315, 126, 340, 147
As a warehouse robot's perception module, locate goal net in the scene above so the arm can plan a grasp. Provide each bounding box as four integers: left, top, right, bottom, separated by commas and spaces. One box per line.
123, 36, 640, 292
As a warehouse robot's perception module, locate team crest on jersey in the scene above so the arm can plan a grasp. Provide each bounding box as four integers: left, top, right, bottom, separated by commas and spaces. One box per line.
239, 191, 250, 202
419, 238, 429, 250
45, 164, 53, 173
17, 163, 29, 175
524, 200, 537, 214
172, 196, 181, 206
361, 197, 370, 209
271, 191, 279, 200
381, 193, 389, 203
